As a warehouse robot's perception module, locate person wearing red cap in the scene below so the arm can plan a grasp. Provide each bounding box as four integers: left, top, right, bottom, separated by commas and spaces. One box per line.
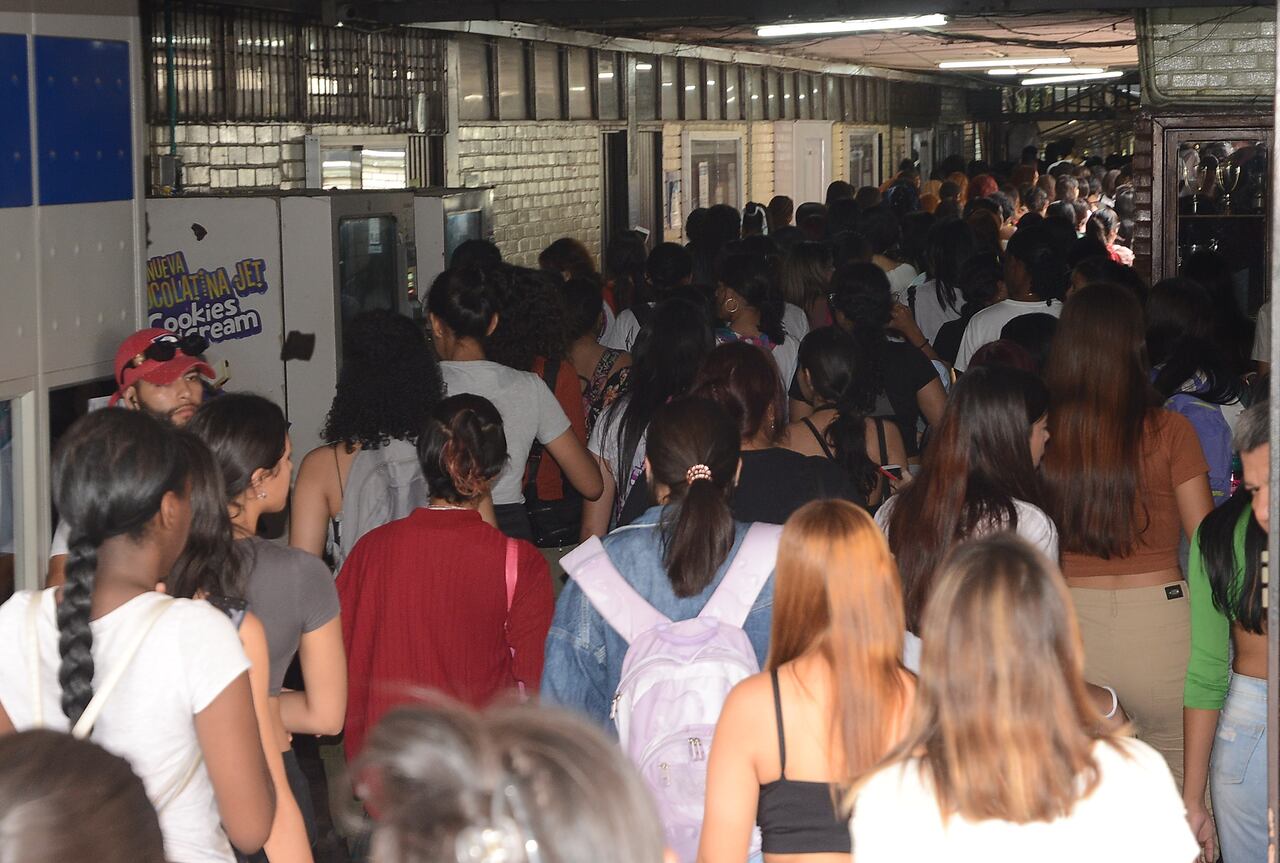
46, 329, 215, 587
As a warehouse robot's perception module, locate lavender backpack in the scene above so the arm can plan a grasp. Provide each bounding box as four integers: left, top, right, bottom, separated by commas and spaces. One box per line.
561, 523, 781, 863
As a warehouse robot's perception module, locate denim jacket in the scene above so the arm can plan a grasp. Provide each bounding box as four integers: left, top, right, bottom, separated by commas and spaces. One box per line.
541, 505, 776, 730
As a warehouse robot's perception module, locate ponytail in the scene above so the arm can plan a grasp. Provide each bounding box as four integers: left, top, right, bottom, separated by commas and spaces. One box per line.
49, 409, 188, 731
798, 328, 880, 498
57, 536, 98, 727
418, 394, 508, 504
646, 399, 741, 597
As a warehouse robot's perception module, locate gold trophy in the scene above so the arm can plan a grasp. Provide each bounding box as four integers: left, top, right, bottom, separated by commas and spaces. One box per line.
1217, 159, 1242, 214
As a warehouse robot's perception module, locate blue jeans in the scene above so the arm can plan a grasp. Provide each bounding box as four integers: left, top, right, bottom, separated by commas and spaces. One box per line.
1211, 674, 1268, 863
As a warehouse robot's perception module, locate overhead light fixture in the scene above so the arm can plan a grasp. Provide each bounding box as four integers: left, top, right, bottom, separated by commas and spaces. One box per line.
757, 14, 946, 38
989, 66, 1103, 76
636, 62, 653, 71
939, 56, 1068, 69
1021, 70, 1124, 85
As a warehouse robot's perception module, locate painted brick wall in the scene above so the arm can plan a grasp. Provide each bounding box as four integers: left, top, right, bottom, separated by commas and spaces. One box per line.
148, 123, 402, 193
1139, 7, 1276, 104
455, 122, 602, 267
661, 121, 776, 244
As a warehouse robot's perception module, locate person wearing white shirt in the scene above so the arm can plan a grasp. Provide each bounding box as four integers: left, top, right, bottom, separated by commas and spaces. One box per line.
876, 366, 1058, 636
850, 533, 1197, 863
955, 224, 1066, 372
0, 409, 274, 863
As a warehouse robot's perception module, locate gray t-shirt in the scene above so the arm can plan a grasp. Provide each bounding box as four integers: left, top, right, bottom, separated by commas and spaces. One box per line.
240, 536, 341, 694
440, 360, 572, 506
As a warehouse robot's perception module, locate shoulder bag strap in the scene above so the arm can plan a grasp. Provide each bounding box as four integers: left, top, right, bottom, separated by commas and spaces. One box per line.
561, 536, 669, 643
523, 359, 563, 503
71, 597, 174, 739
503, 539, 527, 698
875, 417, 890, 501
700, 523, 783, 628
26, 589, 52, 728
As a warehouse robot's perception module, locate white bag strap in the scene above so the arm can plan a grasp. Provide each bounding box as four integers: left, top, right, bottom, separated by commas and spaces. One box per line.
25, 588, 55, 728
562, 536, 669, 644
71, 597, 174, 739
699, 523, 783, 628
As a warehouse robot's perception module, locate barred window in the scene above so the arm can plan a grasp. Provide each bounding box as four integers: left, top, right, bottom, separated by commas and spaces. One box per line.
146, 1, 446, 130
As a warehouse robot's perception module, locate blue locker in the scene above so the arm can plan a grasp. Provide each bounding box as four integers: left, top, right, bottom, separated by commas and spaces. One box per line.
0, 33, 32, 208
34, 35, 132, 205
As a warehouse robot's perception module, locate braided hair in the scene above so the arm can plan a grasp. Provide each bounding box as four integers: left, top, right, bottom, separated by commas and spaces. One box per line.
51, 409, 188, 728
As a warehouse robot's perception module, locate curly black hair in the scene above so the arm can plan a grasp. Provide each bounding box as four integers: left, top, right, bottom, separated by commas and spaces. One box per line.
321, 310, 444, 450
485, 265, 572, 371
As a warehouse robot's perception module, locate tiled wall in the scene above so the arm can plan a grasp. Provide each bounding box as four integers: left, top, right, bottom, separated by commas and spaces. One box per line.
454, 121, 602, 266
148, 122, 403, 192
1139, 7, 1276, 104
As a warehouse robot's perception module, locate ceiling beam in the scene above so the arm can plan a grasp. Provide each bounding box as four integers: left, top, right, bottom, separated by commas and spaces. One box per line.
345, 0, 1250, 27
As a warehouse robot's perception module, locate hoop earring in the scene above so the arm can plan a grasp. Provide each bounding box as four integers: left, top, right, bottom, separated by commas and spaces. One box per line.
724, 298, 740, 315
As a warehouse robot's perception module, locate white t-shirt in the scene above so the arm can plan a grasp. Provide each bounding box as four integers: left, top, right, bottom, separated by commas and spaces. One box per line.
0, 590, 250, 863
441, 360, 572, 506
912, 278, 964, 344
601, 306, 644, 352
886, 263, 920, 306
589, 397, 647, 523
875, 495, 1059, 564
50, 519, 70, 557
1253, 300, 1271, 364
954, 298, 1063, 372
850, 738, 1198, 863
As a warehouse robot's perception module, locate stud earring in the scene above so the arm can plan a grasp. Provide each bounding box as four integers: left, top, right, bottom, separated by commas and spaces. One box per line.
256, 490, 267, 500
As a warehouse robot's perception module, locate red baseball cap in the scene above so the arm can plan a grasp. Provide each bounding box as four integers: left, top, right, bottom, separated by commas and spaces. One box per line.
110, 328, 215, 406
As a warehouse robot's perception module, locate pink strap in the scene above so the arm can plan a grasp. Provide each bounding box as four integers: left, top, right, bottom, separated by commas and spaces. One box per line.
561, 536, 670, 644
505, 538, 518, 612
504, 539, 526, 698
698, 523, 783, 628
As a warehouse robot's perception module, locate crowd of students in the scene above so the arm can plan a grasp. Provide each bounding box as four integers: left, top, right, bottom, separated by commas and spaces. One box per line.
0, 142, 1269, 863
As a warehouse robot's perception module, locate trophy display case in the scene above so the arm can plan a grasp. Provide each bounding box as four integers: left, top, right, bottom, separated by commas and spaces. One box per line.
1141, 112, 1271, 314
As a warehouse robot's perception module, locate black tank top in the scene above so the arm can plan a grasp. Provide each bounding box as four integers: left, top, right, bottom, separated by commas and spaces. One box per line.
756, 669, 853, 854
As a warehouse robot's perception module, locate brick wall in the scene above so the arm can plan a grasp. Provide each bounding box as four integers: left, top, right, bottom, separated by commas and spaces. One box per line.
1139, 7, 1276, 104
148, 123, 403, 193
455, 122, 602, 267
661, 121, 777, 244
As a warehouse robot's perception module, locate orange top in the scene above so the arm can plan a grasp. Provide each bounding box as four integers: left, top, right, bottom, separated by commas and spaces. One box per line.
529, 355, 588, 502
1061, 410, 1209, 579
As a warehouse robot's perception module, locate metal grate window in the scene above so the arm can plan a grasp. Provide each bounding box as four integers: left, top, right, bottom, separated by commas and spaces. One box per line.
146, 1, 446, 130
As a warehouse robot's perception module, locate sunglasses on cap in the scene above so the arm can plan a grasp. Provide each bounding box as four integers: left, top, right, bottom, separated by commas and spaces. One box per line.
119, 333, 209, 384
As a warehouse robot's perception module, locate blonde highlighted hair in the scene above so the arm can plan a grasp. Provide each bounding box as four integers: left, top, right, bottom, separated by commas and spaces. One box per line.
886, 533, 1118, 823
767, 500, 908, 794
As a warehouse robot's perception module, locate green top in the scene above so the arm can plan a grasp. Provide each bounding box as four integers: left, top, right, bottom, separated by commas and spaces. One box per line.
1183, 506, 1251, 710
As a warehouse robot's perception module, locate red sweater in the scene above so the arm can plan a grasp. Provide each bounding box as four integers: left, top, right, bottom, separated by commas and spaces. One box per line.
337, 508, 552, 761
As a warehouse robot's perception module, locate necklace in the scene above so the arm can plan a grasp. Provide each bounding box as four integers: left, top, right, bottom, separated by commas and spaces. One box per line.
427, 504, 469, 511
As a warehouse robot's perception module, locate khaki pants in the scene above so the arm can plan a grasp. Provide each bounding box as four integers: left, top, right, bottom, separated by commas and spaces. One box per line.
1070, 581, 1190, 790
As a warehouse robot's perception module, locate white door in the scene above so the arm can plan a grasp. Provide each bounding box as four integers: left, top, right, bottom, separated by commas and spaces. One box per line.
793, 121, 833, 205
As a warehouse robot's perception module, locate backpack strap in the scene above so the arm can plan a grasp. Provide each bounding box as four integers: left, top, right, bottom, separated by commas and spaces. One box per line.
71, 597, 174, 739
562, 536, 670, 644
699, 523, 782, 629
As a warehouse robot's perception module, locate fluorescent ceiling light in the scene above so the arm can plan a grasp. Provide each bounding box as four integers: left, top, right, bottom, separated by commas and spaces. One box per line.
939, 56, 1068, 69
757, 14, 946, 38
636, 63, 653, 71
1021, 70, 1124, 85
989, 66, 1103, 76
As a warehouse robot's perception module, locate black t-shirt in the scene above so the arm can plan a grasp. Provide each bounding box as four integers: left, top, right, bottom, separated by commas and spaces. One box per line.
789, 339, 937, 456
731, 448, 863, 524
933, 311, 974, 367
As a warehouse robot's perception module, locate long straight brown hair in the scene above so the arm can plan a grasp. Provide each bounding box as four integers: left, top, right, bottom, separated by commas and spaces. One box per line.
879, 535, 1117, 823
1041, 284, 1157, 558
767, 500, 908, 795
886, 366, 1049, 632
